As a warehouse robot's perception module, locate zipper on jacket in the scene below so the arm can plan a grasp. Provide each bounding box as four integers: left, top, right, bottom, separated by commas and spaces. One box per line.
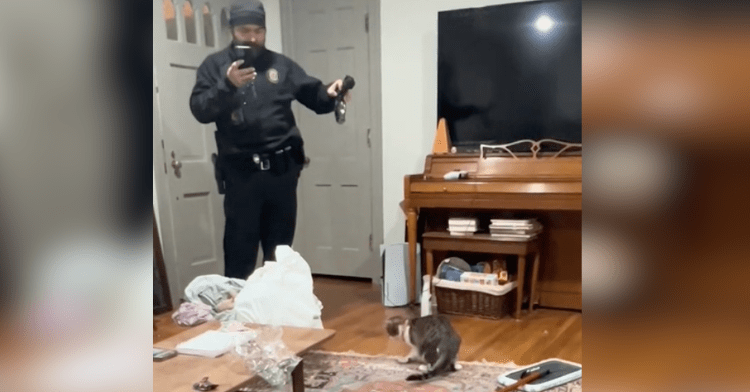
250, 81, 258, 99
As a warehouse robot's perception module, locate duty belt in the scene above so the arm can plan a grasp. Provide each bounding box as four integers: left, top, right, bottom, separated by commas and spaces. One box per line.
252, 145, 293, 171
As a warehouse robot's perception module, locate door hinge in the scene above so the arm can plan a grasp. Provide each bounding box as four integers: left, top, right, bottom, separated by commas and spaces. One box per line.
367, 128, 371, 148
369, 233, 373, 252
365, 13, 369, 33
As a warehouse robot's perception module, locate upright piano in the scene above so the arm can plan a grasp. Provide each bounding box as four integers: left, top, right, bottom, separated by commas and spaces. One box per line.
402, 142, 582, 309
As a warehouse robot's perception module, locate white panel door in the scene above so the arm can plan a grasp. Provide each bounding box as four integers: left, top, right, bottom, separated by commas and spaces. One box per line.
289, 0, 374, 278
153, 0, 237, 306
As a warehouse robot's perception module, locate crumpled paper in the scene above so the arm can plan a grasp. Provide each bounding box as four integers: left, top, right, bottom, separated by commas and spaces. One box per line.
171, 302, 214, 326
233, 325, 301, 387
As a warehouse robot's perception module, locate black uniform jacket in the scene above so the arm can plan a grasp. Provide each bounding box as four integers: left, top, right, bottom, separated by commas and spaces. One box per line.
190, 44, 336, 155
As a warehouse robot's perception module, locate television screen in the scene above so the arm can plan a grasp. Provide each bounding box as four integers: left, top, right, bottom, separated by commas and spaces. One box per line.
438, 0, 582, 152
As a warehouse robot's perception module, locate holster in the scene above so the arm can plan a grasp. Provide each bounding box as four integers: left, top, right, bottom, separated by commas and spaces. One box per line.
212, 131, 227, 194
211, 152, 226, 194
291, 143, 306, 166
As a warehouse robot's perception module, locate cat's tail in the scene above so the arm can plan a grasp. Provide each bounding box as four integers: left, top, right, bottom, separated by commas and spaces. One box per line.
406, 352, 457, 381
406, 373, 432, 382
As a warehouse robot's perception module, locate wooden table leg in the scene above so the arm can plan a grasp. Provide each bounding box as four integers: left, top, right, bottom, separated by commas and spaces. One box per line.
515, 255, 526, 320
407, 208, 418, 304
529, 251, 540, 312
426, 249, 434, 295
292, 360, 304, 392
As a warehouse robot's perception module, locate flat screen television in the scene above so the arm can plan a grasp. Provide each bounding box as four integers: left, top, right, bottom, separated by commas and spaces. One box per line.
438, 0, 582, 153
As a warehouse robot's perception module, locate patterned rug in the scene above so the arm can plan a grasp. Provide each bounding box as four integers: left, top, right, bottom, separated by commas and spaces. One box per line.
242, 351, 582, 391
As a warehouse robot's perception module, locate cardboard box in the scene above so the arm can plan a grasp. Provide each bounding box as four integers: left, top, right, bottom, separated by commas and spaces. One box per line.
460, 271, 499, 286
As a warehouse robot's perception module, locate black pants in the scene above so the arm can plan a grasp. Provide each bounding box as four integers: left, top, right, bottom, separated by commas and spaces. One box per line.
221, 152, 302, 279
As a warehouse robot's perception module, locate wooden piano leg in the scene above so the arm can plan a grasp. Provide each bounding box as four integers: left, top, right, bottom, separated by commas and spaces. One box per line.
407, 208, 418, 305
515, 255, 526, 320
529, 251, 540, 312
426, 249, 434, 295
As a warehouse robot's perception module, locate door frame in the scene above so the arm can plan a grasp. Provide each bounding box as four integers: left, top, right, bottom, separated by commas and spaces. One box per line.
279, 0, 383, 283
153, 61, 184, 309
153, 207, 173, 315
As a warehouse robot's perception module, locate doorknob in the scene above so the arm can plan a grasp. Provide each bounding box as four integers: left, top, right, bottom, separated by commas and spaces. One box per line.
171, 151, 182, 178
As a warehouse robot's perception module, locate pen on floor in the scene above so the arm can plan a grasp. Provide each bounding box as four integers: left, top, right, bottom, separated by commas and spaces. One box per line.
496, 369, 551, 392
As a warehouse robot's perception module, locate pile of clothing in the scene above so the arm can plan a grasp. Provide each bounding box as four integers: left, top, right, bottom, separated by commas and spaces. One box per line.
172, 274, 246, 326
171, 246, 325, 329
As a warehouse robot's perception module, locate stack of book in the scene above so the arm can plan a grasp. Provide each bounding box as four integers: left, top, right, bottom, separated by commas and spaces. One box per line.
489, 219, 542, 241
448, 217, 478, 236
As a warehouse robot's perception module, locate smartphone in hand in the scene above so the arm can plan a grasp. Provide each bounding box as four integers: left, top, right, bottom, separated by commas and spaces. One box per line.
234, 45, 258, 69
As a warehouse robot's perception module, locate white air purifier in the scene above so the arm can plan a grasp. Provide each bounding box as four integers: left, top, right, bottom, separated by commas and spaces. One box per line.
380, 243, 421, 307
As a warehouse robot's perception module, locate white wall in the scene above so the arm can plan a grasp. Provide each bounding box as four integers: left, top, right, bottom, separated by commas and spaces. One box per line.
262, 0, 283, 52
379, 0, 531, 246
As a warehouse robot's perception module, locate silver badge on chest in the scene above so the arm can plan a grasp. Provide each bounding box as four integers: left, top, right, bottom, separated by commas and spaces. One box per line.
267, 68, 279, 84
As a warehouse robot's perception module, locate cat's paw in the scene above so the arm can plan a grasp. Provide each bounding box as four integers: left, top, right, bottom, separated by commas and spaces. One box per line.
418, 364, 428, 372
397, 357, 410, 364
454, 363, 463, 370
406, 374, 424, 381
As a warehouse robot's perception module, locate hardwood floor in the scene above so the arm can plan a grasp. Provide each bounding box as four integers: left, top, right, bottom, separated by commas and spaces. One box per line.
154, 276, 581, 366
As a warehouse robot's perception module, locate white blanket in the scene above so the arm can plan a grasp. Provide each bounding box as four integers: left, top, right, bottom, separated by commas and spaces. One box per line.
233, 246, 324, 329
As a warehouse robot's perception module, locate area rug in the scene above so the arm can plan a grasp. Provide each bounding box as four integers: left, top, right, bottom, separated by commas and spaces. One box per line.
242, 351, 582, 391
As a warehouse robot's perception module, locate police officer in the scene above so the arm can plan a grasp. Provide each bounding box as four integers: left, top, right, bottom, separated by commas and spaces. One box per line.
190, 0, 349, 279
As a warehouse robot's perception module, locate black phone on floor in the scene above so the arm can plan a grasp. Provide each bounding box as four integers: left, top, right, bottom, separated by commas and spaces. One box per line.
153, 347, 177, 362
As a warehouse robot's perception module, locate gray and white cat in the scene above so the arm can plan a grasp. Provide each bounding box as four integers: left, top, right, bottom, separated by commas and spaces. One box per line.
385, 315, 462, 381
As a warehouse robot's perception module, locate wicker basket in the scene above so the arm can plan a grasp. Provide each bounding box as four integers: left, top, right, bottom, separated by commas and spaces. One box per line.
435, 284, 515, 319
433, 258, 516, 319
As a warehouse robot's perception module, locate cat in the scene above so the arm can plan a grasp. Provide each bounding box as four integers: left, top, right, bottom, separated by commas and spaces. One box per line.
385, 314, 462, 381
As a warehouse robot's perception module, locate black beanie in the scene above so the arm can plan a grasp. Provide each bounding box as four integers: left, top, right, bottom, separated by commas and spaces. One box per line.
229, 0, 265, 28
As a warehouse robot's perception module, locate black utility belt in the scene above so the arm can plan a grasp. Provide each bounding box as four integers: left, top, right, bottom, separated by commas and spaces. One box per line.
251, 145, 294, 171
216, 142, 305, 172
